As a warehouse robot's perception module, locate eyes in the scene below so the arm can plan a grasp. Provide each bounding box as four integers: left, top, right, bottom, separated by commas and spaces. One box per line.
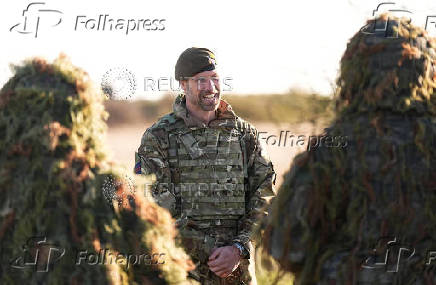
192, 76, 220, 86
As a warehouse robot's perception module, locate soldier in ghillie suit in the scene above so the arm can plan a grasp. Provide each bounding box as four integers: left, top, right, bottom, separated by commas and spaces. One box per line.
256, 14, 436, 285
135, 47, 276, 284
0, 55, 196, 284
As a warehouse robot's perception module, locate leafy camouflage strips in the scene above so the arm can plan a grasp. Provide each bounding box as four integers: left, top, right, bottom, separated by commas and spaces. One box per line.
0, 56, 197, 284
254, 13, 436, 284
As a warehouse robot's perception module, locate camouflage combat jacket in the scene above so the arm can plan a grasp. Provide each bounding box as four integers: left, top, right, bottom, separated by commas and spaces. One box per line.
135, 94, 276, 284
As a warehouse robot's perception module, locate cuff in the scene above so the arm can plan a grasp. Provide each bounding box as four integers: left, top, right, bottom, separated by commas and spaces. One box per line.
232, 241, 250, 259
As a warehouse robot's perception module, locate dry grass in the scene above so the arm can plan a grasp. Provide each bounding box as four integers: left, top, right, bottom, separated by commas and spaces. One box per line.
104, 92, 334, 127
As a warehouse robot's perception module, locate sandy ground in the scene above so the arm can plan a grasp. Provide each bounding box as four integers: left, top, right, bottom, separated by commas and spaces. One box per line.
104, 121, 325, 189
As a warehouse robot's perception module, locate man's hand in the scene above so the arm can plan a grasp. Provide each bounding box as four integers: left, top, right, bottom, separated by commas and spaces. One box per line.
207, 246, 240, 278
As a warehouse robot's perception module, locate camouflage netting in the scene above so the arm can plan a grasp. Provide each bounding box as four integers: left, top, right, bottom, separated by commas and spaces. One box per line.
255, 14, 436, 284
0, 55, 196, 284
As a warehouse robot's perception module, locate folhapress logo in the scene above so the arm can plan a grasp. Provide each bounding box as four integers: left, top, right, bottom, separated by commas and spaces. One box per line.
10, 2, 166, 38
10, 236, 65, 272
75, 15, 166, 35
10, 2, 63, 38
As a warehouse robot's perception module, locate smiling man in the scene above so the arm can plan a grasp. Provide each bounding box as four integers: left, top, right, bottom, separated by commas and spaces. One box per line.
135, 47, 276, 284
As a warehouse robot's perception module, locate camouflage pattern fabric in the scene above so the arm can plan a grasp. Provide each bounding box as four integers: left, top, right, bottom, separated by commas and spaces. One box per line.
136, 94, 276, 284
0, 56, 197, 285
255, 14, 436, 285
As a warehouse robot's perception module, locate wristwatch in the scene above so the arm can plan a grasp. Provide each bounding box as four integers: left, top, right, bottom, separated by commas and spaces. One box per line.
233, 242, 249, 259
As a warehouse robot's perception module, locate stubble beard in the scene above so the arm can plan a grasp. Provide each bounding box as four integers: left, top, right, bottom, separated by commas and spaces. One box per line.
193, 90, 221, 112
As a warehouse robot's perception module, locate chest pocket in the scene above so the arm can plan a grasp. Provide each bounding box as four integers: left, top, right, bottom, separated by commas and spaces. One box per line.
170, 127, 246, 220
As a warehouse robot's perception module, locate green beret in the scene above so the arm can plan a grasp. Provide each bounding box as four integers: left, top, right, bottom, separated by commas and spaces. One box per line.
175, 47, 216, 81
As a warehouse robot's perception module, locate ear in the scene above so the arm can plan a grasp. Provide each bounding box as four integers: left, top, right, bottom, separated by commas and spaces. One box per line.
180, 79, 188, 93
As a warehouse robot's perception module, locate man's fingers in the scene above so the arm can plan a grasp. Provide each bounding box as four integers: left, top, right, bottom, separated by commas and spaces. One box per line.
208, 263, 227, 273
208, 246, 238, 278
208, 248, 221, 260
207, 258, 223, 267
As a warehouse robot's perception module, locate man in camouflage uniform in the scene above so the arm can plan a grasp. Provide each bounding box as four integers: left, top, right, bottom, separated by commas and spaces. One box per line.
135, 47, 276, 284
256, 14, 436, 285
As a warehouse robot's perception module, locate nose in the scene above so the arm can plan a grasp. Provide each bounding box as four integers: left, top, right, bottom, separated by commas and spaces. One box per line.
204, 78, 217, 93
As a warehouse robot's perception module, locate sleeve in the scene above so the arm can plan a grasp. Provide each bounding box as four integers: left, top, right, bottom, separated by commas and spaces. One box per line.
232, 127, 277, 257
135, 128, 178, 216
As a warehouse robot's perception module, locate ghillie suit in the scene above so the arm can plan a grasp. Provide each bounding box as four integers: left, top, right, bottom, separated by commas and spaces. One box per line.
256, 14, 436, 285
0, 56, 196, 285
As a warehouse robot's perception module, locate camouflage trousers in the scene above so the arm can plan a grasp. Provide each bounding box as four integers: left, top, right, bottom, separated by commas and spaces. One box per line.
180, 225, 257, 285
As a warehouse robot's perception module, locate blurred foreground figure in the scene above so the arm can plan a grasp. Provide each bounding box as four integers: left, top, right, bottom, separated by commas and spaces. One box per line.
0, 56, 196, 284
256, 14, 436, 284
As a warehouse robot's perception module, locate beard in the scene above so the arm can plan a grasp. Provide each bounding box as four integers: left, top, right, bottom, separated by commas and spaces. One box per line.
197, 90, 221, 111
